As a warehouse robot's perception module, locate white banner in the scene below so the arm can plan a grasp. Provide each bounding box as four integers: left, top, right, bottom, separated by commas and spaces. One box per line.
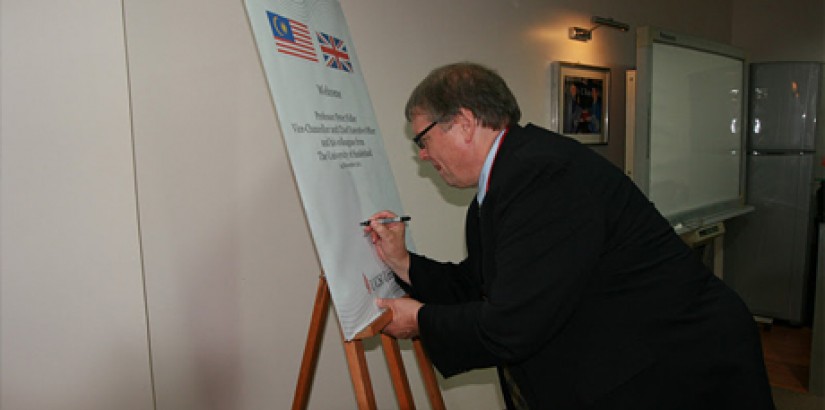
244, 0, 407, 340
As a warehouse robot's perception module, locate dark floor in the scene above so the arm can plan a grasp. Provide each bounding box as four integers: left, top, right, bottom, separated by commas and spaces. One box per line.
760, 322, 824, 409
761, 323, 813, 393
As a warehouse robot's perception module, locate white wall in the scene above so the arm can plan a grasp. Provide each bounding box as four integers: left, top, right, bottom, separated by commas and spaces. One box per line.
1, 0, 821, 409
0, 1, 154, 409
122, 1, 362, 408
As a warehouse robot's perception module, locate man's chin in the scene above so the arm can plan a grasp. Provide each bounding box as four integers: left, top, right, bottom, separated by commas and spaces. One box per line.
441, 177, 473, 189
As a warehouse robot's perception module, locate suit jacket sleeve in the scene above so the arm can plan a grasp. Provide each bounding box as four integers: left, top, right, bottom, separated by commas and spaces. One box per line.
403, 253, 483, 303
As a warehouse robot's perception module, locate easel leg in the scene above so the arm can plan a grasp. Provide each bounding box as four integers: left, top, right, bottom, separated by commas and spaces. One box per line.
291, 277, 446, 410
381, 334, 415, 409
291, 277, 331, 410
344, 339, 378, 410
413, 339, 446, 410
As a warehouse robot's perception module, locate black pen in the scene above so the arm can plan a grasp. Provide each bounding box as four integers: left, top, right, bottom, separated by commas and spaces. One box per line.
360, 216, 411, 226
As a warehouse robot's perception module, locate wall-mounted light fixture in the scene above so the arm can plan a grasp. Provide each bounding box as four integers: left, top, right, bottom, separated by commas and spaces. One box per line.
569, 16, 630, 42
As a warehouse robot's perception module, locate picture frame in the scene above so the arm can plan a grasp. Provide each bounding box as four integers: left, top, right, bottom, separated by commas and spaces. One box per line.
548, 62, 610, 144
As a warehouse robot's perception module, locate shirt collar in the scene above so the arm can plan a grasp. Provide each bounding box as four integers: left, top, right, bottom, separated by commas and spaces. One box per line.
477, 129, 507, 205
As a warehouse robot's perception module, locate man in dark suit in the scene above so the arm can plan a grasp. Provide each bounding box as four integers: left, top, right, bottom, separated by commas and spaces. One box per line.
364, 62, 774, 409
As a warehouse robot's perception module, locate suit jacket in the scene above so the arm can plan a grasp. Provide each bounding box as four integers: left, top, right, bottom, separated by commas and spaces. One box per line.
405, 124, 774, 409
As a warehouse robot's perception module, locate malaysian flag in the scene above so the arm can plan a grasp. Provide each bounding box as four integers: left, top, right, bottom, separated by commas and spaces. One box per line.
267, 11, 317, 62
316, 31, 352, 73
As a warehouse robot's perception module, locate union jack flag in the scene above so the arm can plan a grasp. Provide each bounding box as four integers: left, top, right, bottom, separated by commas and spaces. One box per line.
316, 31, 352, 73
267, 11, 317, 62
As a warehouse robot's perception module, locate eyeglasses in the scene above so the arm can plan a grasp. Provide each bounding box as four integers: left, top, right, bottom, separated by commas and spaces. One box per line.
412, 121, 438, 149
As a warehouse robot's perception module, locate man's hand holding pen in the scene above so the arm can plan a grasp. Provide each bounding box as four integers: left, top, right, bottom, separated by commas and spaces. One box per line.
362, 210, 411, 285
363, 210, 422, 339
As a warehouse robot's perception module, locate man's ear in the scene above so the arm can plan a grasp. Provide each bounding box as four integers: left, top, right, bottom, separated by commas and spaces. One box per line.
455, 108, 478, 142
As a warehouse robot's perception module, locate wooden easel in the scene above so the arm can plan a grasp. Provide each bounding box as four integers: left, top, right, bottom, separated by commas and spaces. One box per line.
292, 275, 446, 410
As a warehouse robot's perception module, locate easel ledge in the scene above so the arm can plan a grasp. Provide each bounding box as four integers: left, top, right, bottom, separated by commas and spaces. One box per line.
352, 307, 394, 340
292, 275, 446, 410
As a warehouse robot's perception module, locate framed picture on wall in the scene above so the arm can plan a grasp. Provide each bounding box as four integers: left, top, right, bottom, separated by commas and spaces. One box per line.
549, 62, 609, 144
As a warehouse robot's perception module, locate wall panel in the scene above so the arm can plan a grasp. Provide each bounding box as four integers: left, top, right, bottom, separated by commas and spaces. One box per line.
0, 1, 154, 409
